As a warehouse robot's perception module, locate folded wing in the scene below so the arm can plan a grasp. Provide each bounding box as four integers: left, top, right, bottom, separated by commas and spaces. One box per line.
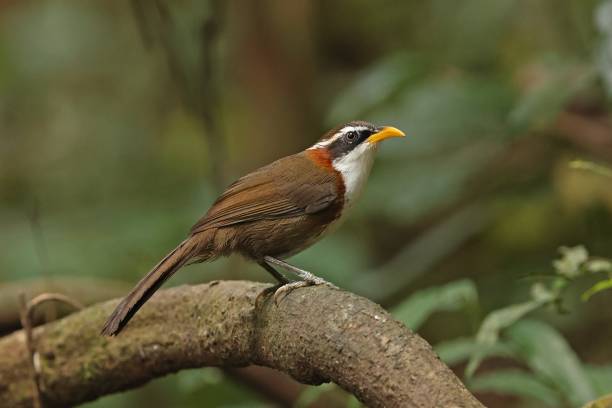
190, 152, 340, 233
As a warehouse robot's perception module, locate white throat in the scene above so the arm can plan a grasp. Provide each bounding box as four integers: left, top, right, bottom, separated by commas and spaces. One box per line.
332, 142, 377, 207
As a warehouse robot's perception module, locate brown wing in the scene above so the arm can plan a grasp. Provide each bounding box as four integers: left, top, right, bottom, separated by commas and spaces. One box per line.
190, 152, 340, 234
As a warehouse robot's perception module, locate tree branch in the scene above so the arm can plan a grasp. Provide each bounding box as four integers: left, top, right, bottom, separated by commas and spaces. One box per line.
0, 281, 483, 408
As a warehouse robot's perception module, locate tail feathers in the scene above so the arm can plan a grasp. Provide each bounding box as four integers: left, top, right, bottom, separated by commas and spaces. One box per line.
101, 238, 201, 336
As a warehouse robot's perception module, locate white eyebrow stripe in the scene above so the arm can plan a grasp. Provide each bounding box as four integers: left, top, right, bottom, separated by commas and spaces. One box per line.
308, 141, 329, 149
340, 126, 369, 133
308, 132, 342, 149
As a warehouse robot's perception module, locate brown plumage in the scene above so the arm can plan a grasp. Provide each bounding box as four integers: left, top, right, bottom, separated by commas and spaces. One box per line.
101, 121, 404, 336
101, 152, 343, 335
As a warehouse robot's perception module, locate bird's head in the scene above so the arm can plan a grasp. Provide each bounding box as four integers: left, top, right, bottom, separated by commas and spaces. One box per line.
311, 121, 405, 163
307, 121, 405, 204
309, 121, 405, 169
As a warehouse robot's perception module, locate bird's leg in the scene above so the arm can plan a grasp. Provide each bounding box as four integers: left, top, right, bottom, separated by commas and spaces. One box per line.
263, 256, 338, 304
258, 261, 291, 284
255, 261, 291, 307
263, 256, 329, 282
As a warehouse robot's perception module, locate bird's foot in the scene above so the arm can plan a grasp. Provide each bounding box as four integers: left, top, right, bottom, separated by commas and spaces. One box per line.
255, 283, 285, 308
258, 256, 338, 305
272, 276, 338, 306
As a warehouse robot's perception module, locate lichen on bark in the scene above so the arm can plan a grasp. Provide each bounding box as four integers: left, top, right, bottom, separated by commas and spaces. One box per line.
0, 280, 483, 408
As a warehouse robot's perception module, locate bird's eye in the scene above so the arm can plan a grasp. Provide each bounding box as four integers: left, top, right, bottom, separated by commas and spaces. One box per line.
344, 131, 357, 143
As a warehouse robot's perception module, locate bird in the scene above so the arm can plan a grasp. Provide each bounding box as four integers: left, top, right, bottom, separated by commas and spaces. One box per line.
101, 121, 405, 336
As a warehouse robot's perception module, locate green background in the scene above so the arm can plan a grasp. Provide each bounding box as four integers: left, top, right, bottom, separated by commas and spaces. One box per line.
2, 1, 612, 407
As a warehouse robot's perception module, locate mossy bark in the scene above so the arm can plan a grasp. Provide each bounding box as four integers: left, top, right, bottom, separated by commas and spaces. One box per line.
0, 281, 483, 408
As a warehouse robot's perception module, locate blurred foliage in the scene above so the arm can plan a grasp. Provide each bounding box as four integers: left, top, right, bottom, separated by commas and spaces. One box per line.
2, 0, 612, 407
83, 368, 270, 408
462, 246, 612, 382
392, 278, 479, 330
289, 244, 612, 407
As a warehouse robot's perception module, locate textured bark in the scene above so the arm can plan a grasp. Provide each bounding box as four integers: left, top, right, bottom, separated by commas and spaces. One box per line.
0, 281, 483, 408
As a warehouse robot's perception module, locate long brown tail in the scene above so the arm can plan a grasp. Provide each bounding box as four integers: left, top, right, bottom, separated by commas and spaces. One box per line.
101, 238, 202, 336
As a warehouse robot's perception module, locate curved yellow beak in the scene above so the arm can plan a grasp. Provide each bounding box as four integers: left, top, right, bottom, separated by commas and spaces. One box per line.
366, 126, 406, 144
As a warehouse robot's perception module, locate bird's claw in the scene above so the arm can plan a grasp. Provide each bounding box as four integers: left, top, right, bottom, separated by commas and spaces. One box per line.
255, 283, 284, 308
272, 277, 338, 306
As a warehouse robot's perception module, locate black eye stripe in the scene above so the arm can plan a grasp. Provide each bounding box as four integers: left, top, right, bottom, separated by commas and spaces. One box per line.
328, 128, 374, 159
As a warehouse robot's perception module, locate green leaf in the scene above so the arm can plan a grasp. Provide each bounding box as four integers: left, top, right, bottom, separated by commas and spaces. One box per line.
294, 384, 335, 408
346, 395, 363, 408
507, 319, 596, 406
585, 364, 612, 396
392, 279, 478, 330
434, 338, 514, 366
468, 369, 562, 407
582, 278, 612, 301
553, 245, 589, 279
466, 300, 543, 377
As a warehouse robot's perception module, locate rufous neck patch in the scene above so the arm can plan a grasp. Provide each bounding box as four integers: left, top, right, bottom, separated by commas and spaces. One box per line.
306, 148, 346, 198
306, 148, 333, 171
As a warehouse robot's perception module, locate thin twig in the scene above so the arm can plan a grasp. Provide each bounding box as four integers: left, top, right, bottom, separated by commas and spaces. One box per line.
18, 293, 84, 408
0, 277, 128, 334
18, 293, 41, 408
26, 293, 84, 313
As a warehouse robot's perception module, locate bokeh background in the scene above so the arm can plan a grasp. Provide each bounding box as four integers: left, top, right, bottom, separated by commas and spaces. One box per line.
2, 1, 612, 407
